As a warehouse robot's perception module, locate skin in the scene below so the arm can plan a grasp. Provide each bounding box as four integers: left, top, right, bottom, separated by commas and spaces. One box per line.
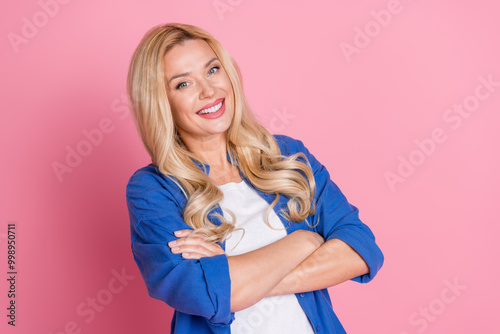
164, 39, 369, 312
164, 39, 241, 183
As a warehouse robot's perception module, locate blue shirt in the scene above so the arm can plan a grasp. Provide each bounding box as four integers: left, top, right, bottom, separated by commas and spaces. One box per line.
126, 134, 384, 334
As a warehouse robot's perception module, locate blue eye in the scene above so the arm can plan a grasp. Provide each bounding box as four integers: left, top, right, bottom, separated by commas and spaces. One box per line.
176, 82, 189, 90
174, 66, 219, 90
208, 66, 220, 75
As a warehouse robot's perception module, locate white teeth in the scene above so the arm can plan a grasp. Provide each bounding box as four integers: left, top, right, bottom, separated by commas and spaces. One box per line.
198, 101, 223, 115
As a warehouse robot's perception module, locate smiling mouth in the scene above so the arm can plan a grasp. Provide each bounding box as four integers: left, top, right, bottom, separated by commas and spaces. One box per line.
197, 99, 224, 115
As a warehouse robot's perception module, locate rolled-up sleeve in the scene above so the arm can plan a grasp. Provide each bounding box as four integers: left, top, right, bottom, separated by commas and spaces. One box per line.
126, 168, 233, 325
277, 135, 384, 283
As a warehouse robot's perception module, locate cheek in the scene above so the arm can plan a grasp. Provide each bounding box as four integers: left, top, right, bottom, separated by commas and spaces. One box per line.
218, 71, 232, 92
224, 77, 233, 92
168, 106, 189, 132
169, 96, 191, 119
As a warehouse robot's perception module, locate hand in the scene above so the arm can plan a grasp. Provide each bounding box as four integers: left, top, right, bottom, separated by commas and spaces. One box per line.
168, 229, 225, 259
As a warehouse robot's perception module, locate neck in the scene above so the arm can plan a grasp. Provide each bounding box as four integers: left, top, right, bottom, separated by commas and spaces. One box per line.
182, 133, 229, 168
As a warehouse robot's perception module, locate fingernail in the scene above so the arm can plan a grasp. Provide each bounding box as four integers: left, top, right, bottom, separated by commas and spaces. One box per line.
174, 231, 182, 236
172, 247, 179, 252
169, 240, 176, 246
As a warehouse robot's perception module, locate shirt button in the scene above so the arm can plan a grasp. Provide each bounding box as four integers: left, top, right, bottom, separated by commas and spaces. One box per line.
299, 293, 305, 297
316, 325, 321, 332
287, 221, 292, 227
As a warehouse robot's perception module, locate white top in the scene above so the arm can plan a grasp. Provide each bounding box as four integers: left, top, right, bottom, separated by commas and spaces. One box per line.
218, 180, 314, 334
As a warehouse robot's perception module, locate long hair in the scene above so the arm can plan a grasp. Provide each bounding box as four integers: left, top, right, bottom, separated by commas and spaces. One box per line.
127, 23, 316, 243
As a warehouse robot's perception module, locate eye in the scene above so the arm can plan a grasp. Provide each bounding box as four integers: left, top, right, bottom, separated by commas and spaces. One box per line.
175, 82, 189, 90
208, 66, 220, 75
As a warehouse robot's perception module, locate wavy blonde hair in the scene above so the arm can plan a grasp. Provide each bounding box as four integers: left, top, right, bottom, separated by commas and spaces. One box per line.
127, 23, 316, 243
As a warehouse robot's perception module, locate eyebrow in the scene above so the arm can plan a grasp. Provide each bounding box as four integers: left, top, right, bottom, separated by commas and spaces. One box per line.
167, 57, 219, 84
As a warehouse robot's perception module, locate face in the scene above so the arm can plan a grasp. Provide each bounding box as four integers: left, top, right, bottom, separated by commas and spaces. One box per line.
163, 39, 234, 147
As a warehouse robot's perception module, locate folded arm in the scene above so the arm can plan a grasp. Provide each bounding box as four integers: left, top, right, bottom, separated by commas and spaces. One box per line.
171, 229, 370, 302
277, 135, 384, 285
267, 238, 369, 296
169, 228, 324, 312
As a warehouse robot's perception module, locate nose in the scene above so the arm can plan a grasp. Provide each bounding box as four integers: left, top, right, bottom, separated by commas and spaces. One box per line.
198, 79, 215, 99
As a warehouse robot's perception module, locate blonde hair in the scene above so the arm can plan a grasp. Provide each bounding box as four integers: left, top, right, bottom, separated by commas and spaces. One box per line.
127, 23, 316, 242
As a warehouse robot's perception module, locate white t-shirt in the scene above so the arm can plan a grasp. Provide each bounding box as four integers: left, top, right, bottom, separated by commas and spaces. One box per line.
217, 180, 315, 334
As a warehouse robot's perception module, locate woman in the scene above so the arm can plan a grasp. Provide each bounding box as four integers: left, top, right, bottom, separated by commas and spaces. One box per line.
126, 23, 384, 334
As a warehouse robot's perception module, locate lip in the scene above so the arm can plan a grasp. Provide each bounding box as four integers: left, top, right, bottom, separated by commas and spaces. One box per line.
197, 98, 225, 114
197, 98, 225, 119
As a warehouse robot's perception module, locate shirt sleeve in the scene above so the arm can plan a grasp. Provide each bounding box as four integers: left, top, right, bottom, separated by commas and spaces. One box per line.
277, 135, 384, 283
126, 168, 233, 325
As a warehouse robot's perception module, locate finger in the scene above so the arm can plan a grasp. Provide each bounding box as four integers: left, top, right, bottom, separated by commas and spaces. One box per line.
174, 229, 194, 237
173, 229, 209, 242
168, 235, 205, 248
179, 246, 224, 259
170, 240, 219, 254
171, 244, 220, 257
169, 229, 214, 246
170, 238, 225, 256
180, 252, 202, 260
185, 230, 210, 240
181, 247, 225, 259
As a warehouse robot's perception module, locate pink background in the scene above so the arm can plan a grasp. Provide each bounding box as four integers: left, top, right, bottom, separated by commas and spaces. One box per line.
1, 0, 499, 333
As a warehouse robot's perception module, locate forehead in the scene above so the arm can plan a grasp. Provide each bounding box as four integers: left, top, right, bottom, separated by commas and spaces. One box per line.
163, 39, 217, 74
